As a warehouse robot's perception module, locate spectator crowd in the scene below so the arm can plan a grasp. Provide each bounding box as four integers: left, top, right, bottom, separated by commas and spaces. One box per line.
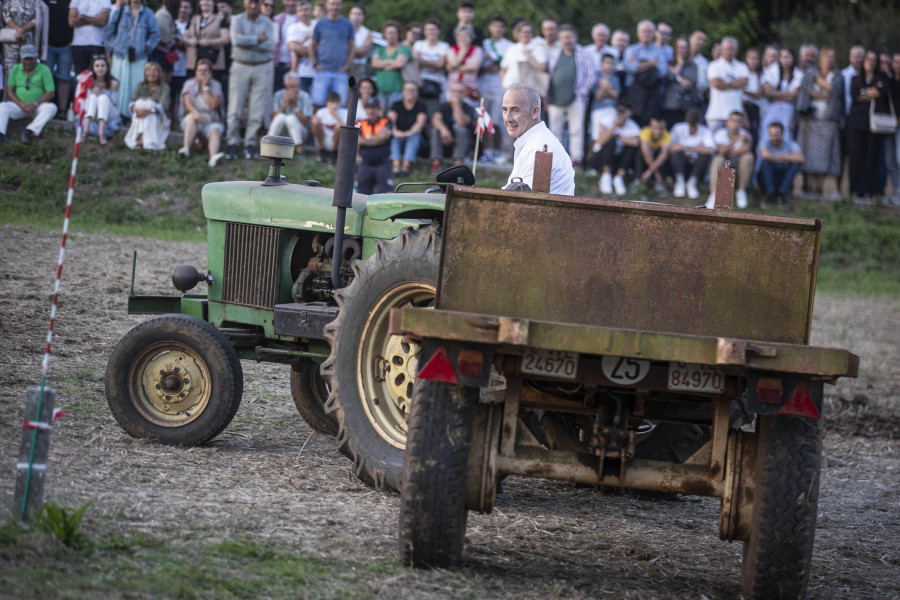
1, 0, 899, 205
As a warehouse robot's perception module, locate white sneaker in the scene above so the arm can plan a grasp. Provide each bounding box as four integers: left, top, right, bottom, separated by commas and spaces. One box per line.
494, 154, 510, 166
599, 172, 613, 195
612, 175, 626, 196
705, 194, 716, 209
178, 147, 190, 158
674, 175, 686, 198
208, 152, 224, 167
736, 189, 748, 209
686, 177, 699, 200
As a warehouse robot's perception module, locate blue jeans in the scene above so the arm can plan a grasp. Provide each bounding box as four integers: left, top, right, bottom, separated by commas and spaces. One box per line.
44, 45, 73, 80
311, 71, 349, 106
760, 161, 801, 196
390, 133, 422, 163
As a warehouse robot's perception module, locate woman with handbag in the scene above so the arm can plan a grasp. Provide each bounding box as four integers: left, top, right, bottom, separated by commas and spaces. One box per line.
105, 0, 161, 119
848, 50, 892, 199
1, 0, 45, 82
445, 25, 482, 105
796, 47, 844, 196
183, 0, 229, 81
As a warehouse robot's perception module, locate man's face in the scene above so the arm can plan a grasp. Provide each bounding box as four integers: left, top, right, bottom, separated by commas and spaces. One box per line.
243, 0, 259, 18
600, 56, 614, 74
541, 20, 558, 44
326, 0, 340, 19
457, 6, 473, 25
488, 20, 505, 40
850, 47, 864, 70
178, 0, 192, 19
298, 2, 311, 20
365, 105, 381, 120
768, 125, 783, 146
690, 31, 707, 54
216, 0, 231, 16
517, 25, 534, 44
283, 0, 296, 13
722, 40, 736, 61
892, 54, 900, 75
591, 26, 608, 48
727, 113, 742, 135
284, 80, 300, 97
637, 23, 654, 45
559, 30, 575, 52
612, 31, 628, 52
260, 0, 273, 17
800, 47, 815, 67
649, 118, 664, 139
655, 23, 671, 46
21, 55, 37, 71
502, 88, 538, 139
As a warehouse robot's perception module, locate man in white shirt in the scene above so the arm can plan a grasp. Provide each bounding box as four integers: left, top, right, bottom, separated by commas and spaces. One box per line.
286, 0, 316, 92
585, 22, 614, 77
590, 99, 640, 196
706, 111, 753, 209
668, 107, 715, 199
347, 3, 372, 83
502, 82, 574, 195
68, 0, 111, 74
705, 36, 749, 132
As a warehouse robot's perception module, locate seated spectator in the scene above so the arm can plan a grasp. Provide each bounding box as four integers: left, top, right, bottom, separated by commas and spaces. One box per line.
356, 96, 392, 194
668, 107, 715, 199
796, 47, 843, 196
413, 19, 450, 111
355, 77, 378, 118
0, 45, 57, 144
311, 91, 346, 162
707, 111, 753, 209
124, 61, 172, 150
388, 81, 427, 176
590, 100, 640, 196
429, 81, 475, 173
758, 121, 804, 208
662, 36, 699, 128
547, 24, 595, 168
637, 115, 671, 197
445, 25, 483, 103
588, 52, 620, 173
178, 58, 226, 165
268, 72, 313, 153
371, 20, 411, 108
80, 54, 121, 145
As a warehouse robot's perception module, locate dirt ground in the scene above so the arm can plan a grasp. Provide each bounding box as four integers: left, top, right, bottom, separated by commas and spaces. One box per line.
0, 225, 898, 599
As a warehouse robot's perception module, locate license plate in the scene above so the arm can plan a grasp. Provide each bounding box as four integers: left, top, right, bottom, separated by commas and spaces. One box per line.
521, 349, 578, 380
667, 362, 725, 394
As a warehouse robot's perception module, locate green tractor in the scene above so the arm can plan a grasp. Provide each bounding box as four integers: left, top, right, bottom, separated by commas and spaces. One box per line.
106, 85, 472, 491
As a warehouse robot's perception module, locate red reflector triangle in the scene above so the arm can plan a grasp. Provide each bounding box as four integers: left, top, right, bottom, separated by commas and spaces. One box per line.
777, 383, 820, 419
418, 347, 458, 384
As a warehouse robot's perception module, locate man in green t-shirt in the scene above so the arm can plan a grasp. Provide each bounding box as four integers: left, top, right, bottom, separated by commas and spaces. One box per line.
0, 45, 58, 144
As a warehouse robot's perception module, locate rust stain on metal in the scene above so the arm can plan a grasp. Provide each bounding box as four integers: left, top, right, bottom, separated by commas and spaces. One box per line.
498, 317, 530, 345
717, 338, 746, 364
714, 165, 735, 210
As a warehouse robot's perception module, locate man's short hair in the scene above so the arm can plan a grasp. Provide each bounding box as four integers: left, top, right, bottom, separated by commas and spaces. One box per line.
600, 53, 614, 62
458, 1, 474, 9
637, 19, 655, 32
514, 19, 533, 33
559, 24, 577, 36
284, 71, 301, 85
729, 110, 744, 119
489, 14, 505, 25
768, 121, 784, 133
506, 82, 541, 113
425, 18, 440, 28
326, 91, 341, 104
722, 35, 738, 50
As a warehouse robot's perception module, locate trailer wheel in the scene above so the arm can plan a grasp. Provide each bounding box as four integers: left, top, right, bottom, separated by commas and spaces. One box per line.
322, 227, 439, 491
105, 314, 243, 446
741, 415, 822, 600
290, 360, 338, 436
399, 379, 473, 568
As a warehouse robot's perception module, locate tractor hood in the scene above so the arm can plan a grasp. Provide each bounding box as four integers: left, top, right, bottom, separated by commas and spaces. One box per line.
202, 182, 445, 235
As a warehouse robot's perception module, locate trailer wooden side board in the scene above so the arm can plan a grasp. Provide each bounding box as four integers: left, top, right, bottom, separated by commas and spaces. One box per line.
436, 187, 821, 345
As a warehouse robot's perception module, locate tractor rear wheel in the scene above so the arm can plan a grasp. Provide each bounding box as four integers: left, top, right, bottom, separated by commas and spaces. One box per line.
322, 227, 439, 491
290, 359, 338, 436
105, 314, 243, 446
741, 415, 822, 599
399, 379, 473, 568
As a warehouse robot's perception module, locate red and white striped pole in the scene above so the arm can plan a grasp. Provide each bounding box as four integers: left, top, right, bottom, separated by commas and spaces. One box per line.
17, 98, 87, 519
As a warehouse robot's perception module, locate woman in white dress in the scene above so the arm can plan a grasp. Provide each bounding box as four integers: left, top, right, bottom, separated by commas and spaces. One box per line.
760, 47, 802, 143
80, 54, 121, 144
124, 61, 171, 150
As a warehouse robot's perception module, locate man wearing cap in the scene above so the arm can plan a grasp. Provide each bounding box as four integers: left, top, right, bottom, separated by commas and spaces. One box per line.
502, 82, 575, 195
356, 96, 392, 194
0, 45, 58, 144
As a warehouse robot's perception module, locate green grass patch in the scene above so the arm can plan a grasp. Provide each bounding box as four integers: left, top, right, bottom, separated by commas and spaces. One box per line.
0, 524, 398, 600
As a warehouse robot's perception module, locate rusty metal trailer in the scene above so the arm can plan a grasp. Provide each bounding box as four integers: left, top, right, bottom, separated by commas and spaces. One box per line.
392, 180, 858, 599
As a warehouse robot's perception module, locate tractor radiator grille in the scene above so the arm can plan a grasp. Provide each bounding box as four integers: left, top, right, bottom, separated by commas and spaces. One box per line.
222, 223, 282, 309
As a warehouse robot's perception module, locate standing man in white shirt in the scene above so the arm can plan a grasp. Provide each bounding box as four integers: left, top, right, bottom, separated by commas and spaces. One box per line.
502, 82, 575, 195
68, 0, 111, 75
705, 36, 748, 132
286, 0, 315, 92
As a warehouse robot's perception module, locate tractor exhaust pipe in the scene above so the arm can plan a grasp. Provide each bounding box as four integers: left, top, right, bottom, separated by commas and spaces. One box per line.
331, 77, 360, 290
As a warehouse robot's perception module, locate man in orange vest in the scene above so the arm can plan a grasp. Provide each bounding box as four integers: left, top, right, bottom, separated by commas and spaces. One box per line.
356, 96, 393, 194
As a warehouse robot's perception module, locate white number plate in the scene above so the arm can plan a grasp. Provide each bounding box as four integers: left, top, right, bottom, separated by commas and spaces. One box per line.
667, 362, 725, 394
521, 349, 578, 380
